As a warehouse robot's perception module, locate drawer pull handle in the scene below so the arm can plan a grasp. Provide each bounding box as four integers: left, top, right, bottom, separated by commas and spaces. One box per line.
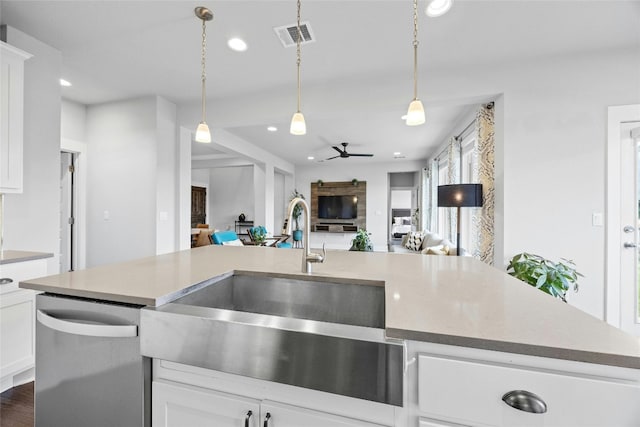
263, 412, 271, 427
244, 410, 252, 427
502, 390, 547, 414
0, 278, 14, 285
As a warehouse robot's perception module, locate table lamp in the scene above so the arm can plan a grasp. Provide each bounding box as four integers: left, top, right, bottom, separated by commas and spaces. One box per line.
437, 184, 483, 255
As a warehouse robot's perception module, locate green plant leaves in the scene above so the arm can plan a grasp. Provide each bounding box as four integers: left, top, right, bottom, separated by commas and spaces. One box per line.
506, 252, 582, 302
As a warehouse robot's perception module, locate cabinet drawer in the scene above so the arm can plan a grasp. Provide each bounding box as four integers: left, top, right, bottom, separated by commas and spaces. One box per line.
0, 259, 47, 295
418, 354, 640, 427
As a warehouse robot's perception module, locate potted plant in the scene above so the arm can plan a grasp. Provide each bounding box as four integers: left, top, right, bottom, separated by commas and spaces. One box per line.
349, 229, 373, 252
351, 178, 359, 186
317, 179, 323, 187
506, 252, 583, 302
289, 189, 305, 242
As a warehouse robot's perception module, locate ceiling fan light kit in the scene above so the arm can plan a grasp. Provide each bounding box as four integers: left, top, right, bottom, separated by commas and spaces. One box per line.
195, 6, 213, 143
426, 0, 453, 17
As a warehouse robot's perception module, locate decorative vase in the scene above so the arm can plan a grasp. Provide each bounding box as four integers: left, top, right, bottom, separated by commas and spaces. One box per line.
293, 230, 303, 241
238, 213, 246, 222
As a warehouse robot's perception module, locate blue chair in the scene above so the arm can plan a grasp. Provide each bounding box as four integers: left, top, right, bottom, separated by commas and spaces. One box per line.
212, 230, 242, 245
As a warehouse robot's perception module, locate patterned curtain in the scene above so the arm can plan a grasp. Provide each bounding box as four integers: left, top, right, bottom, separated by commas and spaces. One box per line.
429, 159, 439, 232
446, 137, 461, 244
471, 103, 495, 264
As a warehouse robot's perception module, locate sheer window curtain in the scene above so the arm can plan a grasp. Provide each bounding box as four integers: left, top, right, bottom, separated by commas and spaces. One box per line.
471, 103, 495, 264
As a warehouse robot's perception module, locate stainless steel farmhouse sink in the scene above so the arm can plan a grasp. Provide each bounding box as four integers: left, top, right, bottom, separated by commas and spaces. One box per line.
140, 271, 404, 406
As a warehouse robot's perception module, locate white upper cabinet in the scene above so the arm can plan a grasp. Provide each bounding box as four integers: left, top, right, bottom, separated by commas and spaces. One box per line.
0, 42, 32, 193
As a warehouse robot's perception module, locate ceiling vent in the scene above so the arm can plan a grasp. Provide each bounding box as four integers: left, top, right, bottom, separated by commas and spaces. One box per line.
273, 21, 315, 48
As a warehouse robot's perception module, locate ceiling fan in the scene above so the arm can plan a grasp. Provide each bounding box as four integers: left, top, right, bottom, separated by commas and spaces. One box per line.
325, 142, 374, 160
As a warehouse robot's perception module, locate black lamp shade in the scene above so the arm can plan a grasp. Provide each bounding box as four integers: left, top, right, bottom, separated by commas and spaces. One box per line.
438, 184, 483, 208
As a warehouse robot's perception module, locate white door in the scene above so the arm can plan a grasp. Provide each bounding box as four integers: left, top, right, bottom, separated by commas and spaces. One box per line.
152, 380, 260, 427
619, 123, 640, 335
607, 104, 640, 336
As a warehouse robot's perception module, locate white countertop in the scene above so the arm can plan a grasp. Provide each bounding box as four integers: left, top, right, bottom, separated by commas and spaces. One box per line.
1, 250, 53, 265
19, 245, 640, 369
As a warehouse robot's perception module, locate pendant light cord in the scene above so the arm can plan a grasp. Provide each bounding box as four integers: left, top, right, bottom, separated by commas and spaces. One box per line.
296, 0, 302, 113
201, 17, 207, 122
413, 0, 419, 101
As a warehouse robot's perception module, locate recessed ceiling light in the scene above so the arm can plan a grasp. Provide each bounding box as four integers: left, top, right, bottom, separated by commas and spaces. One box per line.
227, 38, 247, 52
393, 152, 401, 156
267, 126, 278, 132
426, 0, 453, 17
307, 156, 315, 160
400, 115, 407, 120
60, 78, 72, 87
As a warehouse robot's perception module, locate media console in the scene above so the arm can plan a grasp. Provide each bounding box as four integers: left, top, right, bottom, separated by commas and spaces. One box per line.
310, 181, 366, 233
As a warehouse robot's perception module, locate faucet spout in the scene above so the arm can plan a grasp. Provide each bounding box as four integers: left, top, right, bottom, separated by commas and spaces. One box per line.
285, 197, 326, 274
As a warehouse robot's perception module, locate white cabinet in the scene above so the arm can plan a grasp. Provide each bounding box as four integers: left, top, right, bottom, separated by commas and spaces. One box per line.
153, 380, 260, 427
409, 342, 640, 427
0, 42, 32, 193
0, 258, 47, 392
152, 360, 397, 427
153, 379, 388, 427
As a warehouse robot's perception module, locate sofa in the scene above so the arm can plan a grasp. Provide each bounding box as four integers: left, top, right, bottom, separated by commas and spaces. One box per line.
388, 230, 467, 256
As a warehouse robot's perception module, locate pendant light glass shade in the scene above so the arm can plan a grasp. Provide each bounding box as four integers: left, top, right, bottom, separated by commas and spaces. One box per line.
195, 122, 211, 143
290, 112, 306, 135
406, 99, 425, 126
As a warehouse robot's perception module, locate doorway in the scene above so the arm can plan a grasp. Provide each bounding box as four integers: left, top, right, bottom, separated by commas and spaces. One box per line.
606, 104, 640, 336
59, 151, 75, 272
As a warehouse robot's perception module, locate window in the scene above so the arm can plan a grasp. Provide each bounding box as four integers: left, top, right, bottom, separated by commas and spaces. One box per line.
435, 131, 480, 251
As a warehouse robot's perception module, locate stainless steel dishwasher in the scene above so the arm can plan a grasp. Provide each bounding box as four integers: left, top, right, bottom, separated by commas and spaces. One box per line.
35, 293, 150, 427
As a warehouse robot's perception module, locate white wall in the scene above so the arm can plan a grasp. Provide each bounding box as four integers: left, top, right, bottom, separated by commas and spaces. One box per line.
391, 190, 411, 209
295, 160, 424, 251
208, 166, 254, 232
61, 99, 86, 142
155, 97, 177, 255
2, 26, 62, 274
85, 96, 178, 267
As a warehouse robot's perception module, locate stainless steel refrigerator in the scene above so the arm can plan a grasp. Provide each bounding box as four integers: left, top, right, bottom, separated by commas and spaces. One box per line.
35, 293, 150, 427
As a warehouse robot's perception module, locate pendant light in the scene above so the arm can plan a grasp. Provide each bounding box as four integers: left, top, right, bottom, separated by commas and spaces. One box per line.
406, 0, 425, 126
290, 0, 306, 135
195, 6, 213, 143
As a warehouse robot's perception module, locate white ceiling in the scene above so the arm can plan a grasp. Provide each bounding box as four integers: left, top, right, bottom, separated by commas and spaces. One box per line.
2, 0, 639, 165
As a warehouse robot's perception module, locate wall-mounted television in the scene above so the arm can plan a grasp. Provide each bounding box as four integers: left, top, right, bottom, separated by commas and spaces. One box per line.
318, 195, 358, 219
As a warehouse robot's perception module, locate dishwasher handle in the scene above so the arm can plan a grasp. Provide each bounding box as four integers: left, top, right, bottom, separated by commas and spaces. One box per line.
37, 309, 138, 338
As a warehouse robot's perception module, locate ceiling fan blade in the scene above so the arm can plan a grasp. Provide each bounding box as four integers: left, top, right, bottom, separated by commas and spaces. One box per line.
348, 153, 374, 157
325, 155, 341, 160
332, 145, 345, 154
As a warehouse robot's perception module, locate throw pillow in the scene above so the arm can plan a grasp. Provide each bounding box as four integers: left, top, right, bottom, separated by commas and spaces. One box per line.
421, 244, 448, 255
221, 239, 243, 246
404, 231, 424, 251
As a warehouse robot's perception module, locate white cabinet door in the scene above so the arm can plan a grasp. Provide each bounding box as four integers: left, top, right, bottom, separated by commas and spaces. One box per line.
0, 42, 31, 193
261, 400, 389, 427
0, 289, 35, 389
153, 380, 260, 427
418, 354, 640, 427
0, 258, 47, 392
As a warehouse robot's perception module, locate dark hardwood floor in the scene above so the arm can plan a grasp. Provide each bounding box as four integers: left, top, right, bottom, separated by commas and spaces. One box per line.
0, 382, 34, 427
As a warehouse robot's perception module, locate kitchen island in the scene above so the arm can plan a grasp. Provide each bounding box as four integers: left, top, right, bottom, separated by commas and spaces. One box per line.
20, 245, 640, 426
